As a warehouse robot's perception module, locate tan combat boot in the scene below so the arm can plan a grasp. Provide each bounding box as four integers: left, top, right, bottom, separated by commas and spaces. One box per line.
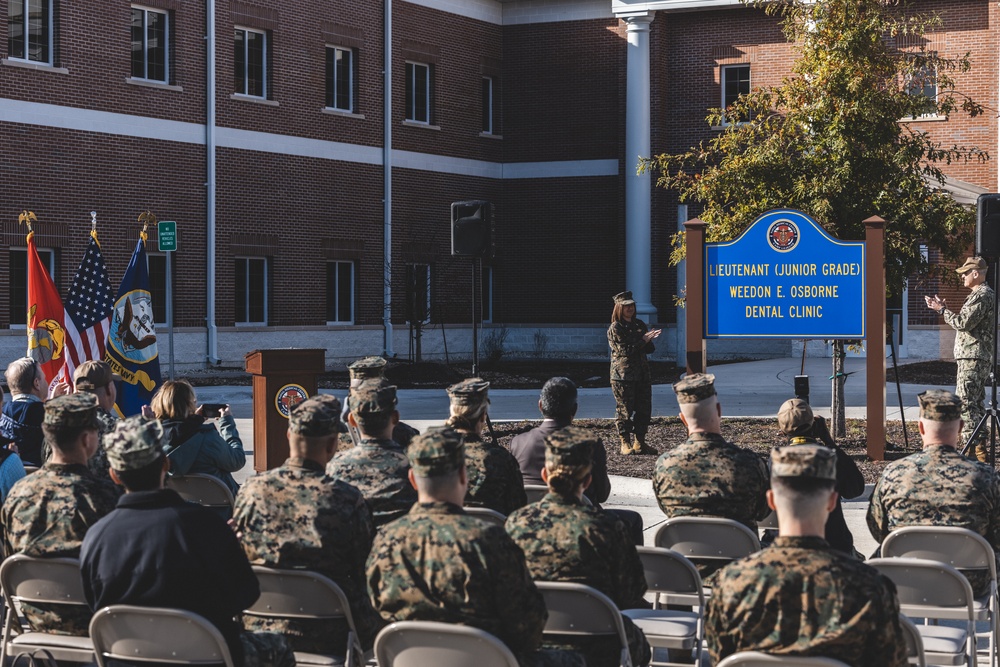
633, 434, 657, 455
620, 434, 634, 456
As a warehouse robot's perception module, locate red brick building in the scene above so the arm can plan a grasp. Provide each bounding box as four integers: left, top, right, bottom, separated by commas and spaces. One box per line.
0, 0, 993, 367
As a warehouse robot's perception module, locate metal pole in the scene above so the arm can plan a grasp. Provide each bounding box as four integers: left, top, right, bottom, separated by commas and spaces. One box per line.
472, 258, 479, 376
167, 252, 175, 380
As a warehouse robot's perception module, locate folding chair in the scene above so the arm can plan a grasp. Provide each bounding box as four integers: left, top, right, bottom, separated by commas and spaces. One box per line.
882, 526, 998, 667
622, 546, 703, 666
535, 581, 634, 667
868, 557, 976, 667
374, 620, 518, 667
524, 484, 548, 504
244, 566, 364, 667
758, 509, 779, 530
464, 507, 507, 527
654, 517, 761, 602
899, 614, 927, 667
166, 473, 236, 516
716, 653, 851, 666
89, 605, 234, 667
0, 554, 95, 663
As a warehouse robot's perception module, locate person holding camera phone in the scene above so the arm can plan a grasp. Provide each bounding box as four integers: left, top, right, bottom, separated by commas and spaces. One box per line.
146, 380, 245, 498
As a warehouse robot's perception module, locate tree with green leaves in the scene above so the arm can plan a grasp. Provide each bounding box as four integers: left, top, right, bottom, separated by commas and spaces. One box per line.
643, 0, 988, 436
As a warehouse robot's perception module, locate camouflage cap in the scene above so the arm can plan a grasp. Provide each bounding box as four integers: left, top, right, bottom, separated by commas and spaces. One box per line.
408, 426, 465, 477
446, 378, 490, 407
544, 425, 596, 471
348, 356, 387, 381
43, 393, 102, 430
777, 398, 814, 436
105, 415, 167, 472
613, 291, 635, 306
673, 373, 717, 404
770, 443, 836, 481
918, 389, 963, 422
73, 360, 121, 391
348, 378, 398, 415
956, 256, 987, 275
289, 394, 348, 436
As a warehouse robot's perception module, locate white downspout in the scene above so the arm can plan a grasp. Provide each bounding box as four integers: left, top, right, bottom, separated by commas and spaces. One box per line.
382, 0, 395, 357
206, 0, 220, 364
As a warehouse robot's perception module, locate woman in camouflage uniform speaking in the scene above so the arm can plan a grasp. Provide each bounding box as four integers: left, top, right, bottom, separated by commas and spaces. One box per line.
607, 291, 660, 455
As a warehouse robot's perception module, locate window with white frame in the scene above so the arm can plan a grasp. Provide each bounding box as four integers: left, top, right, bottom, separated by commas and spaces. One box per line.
234, 27, 268, 98
405, 61, 431, 123
721, 64, 751, 122
481, 77, 494, 134
9, 248, 55, 326
405, 263, 431, 324
905, 57, 938, 118
325, 46, 354, 112
131, 6, 169, 82
147, 253, 169, 325
235, 257, 268, 324
326, 260, 354, 324
8, 0, 53, 64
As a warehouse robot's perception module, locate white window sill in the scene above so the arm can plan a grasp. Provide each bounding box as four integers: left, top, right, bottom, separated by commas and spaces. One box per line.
326, 321, 355, 326
235, 322, 269, 328
126, 78, 183, 92
322, 108, 364, 119
901, 115, 947, 123
479, 132, 503, 140
230, 93, 279, 107
2, 59, 67, 74
401, 120, 440, 130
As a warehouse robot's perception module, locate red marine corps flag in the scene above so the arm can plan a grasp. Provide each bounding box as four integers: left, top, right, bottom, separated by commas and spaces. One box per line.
21, 211, 67, 386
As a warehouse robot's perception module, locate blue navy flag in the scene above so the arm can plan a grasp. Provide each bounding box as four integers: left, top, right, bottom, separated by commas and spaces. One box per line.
104, 234, 160, 416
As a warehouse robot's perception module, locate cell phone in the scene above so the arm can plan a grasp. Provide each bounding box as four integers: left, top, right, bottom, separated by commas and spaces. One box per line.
201, 403, 226, 418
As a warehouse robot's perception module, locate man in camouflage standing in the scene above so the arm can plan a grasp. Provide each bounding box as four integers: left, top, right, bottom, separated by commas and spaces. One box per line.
867, 389, 1000, 597
926, 256, 996, 461
233, 393, 383, 654
707, 444, 907, 666
327, 378, 416, 526
366, 427, 582, 667
445, 378, 526, 515
506, 426, 651, 667
1, 393, 119, 634
652, 374, 769, 530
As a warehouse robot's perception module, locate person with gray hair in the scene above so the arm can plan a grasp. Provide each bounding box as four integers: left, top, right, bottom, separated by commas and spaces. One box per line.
1, 356, 69, 465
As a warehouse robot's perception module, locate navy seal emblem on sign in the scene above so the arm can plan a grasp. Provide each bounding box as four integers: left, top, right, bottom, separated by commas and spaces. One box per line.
768, 219, 800, 252
275, 384, 309, 418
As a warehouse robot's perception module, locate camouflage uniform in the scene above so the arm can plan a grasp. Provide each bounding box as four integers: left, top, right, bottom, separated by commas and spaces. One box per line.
706, 535, 907, 666
368, 427, 582, 667
41, 407, 116, 484
941, 269, 995, 455
233, 456, 384, 652
463, 433, 528, 515
327, 438, 415, 526
340, 356, 420, 449
607, 315, 653, 441
2, 393, 119, 635
867, 444, 1000, 597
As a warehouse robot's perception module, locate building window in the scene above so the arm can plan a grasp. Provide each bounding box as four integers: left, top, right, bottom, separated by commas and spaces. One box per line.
905, 58, 937, 118
9, 248, 55, 327
147, 253, 169, 325
481, 77, 493, 134
131, 6, 169, 82
8, 0, 53, 64
721, 64, 751, 122
405, 263, 431, 324
405, 61, 431, 124
326, 261, 354, 324
481, 265, 493, 323
234, 27, 268, 98
325, 46, 354, 112
235, 257, 268, 324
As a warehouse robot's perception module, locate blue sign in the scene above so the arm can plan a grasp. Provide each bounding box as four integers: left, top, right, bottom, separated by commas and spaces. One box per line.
704, 209, 865, 338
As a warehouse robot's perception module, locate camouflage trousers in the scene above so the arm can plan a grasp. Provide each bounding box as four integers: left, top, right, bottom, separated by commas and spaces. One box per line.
544, 614, 651, 667
243, 599, 385, 652
20, 601, 92, 636
957, 358, 991, 455
520, 648, 586, 667
612, 380, 651, 439
240, 631, 296, 667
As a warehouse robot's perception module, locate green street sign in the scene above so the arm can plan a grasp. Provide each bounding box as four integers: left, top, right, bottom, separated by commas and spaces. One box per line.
157, 221, 177, 252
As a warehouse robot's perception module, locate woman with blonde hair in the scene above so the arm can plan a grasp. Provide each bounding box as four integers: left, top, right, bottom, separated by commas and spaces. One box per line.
148, 380, 245, 496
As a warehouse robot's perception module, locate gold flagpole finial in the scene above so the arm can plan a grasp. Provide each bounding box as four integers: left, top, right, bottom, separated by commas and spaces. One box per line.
137, 210, 156, 242
18, 210, 37, 232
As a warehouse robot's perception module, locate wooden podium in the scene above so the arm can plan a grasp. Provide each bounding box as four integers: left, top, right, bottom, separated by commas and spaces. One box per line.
245, 348, 326, 471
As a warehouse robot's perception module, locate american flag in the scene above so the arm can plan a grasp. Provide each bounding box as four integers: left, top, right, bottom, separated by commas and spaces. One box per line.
61, 231, 116, 382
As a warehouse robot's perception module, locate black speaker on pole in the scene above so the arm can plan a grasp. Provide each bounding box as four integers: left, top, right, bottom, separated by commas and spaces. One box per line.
977, 193, 1000, 258
451, 200, 493, 257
